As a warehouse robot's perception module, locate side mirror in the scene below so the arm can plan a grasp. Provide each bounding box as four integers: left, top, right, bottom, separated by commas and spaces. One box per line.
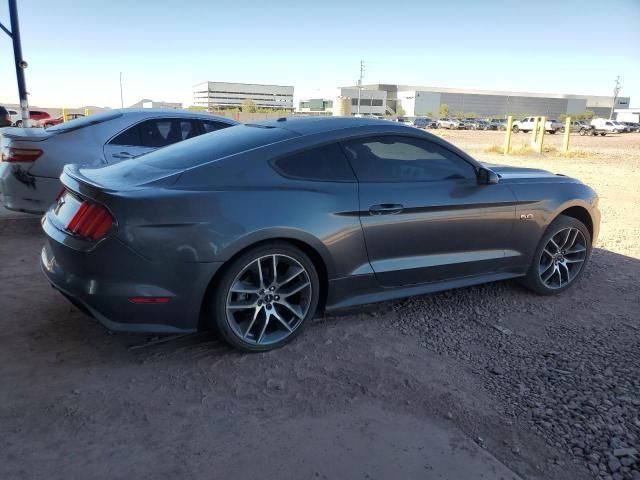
478, 167, 499, 185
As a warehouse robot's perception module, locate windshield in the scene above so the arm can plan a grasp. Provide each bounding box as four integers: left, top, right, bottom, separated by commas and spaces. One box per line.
47, 111, 123, 133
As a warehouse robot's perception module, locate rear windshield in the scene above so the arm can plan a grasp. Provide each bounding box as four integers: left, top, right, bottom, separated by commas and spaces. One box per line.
47, 111, 123, 133
138, 124, 298, 170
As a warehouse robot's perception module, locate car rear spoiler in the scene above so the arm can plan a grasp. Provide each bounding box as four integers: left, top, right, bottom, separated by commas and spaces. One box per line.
1, 127, 54, 142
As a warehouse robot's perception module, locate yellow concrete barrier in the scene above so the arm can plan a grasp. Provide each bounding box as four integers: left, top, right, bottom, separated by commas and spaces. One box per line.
62, 108, 68, 122
536, 116, 546, 153
531, 116, 539, 146
84, 108, 90, 116
562, 117, 571, 152
503, 116, 513, 155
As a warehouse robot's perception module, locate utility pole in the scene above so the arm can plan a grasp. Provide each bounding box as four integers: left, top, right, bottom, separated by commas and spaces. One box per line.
357, 60, 364, 116
610, 76, 621, 120
1, 0, 31, 127
119, 72, 124, 108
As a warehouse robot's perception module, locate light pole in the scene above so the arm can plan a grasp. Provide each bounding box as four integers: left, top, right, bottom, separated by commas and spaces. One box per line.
610, 76, 621, 120
119, 72, 124, 108
356, 59, 364, 116
1, 0, 30, 127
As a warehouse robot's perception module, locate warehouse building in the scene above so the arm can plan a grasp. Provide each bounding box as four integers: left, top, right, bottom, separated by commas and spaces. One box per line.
192, 82, 294, 110
341, 84, 630, 119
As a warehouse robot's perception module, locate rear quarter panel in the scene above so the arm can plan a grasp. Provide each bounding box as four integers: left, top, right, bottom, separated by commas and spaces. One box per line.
106, 150, 367, 281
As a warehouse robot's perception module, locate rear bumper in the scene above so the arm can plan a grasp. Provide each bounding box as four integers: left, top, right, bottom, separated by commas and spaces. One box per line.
41, 215, 223, 333
0, 162, 60, 214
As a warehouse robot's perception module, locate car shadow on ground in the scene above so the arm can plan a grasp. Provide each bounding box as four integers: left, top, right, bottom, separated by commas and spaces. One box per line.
23, 246, 638, 363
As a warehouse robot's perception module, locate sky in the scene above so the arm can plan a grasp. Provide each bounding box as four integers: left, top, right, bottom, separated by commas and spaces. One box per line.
1, 0, 639, 109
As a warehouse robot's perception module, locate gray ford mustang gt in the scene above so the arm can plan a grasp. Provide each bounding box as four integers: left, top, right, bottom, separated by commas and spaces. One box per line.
41, 117, 600, 351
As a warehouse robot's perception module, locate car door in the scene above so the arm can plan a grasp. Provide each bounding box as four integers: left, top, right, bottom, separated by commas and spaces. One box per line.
341, 135, 518, 287
103, 118, 200, 163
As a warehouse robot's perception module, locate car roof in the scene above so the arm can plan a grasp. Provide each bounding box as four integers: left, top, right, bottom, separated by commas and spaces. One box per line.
253, 116, 409, 136
115, 108, 237, 121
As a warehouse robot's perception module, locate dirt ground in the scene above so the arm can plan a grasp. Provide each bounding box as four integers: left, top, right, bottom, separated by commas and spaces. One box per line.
1, 131, 639, 480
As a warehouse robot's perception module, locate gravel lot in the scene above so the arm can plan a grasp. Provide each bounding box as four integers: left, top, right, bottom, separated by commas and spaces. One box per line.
1, 131, 638, 480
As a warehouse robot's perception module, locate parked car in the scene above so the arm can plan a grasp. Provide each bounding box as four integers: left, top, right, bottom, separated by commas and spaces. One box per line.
513, 116, 562, 134
559, 120, 594, 136
41, 113, 85, 128
6, 110, 51, 127
41, 117, 600, 352
0, 109, 238, 213
617, 121, 638, 133
489, 118, 507, 131
475, 120, 490, 130
437, 118, 461, 129
7, 109, 21, 126
0, 106, 11, 127
413, 117, 437, 129
590, 118, 624, 135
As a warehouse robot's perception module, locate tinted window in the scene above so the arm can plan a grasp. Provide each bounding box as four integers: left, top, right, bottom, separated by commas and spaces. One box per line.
138, 119, 192, 148
110, 124, 141, 146
274, 143, 355, 182
138, 124, 297, 170
201, 120, 232, 133
342, 136, 475, 183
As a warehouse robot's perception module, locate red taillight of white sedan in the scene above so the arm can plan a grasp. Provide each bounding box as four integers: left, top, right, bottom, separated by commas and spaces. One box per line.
1, 147, 43, 163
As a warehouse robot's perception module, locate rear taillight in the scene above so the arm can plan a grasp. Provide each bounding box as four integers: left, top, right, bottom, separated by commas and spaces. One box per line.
1, 147, 43, 163
65, 199, 114, 241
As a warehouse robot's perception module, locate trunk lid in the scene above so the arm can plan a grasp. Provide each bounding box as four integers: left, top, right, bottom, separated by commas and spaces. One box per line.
61, 162, 182, 197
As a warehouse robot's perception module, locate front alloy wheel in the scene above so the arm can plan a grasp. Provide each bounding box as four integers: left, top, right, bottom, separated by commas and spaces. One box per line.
538, 227, 587, 289
212, 244, 319, 351
522, 215, 591, 295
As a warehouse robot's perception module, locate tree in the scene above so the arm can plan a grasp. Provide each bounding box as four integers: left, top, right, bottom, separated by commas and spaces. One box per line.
439, 103, 449, 118
242, 99, 257, 113
187, 106, 207, 112
396, 106, 406, 117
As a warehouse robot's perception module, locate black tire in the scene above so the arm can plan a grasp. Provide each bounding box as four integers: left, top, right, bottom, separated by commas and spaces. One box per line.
521, 215, 591, 295
549, 130, 557, 135
512, 125, 520, 133
15, 120, 22, 127
579, 129, 587, 136
600, 132, 606, 136
559, 127, 565, 133
211, 242, 320, 352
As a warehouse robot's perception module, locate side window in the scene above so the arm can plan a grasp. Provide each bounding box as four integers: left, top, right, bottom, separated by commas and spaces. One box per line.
201, 120, 233, 134
341, 136, 475, 183
109, 124, 142, 146
273, 143, 356, 182
137, 119, 199, 148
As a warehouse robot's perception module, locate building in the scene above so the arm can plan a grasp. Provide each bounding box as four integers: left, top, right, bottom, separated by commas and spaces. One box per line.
341, 83, 631, 119
615, 107, 640, 122
297, 98, 334, 115
129, 99, 183, 109
193, 82, 294, 110
339, 88, 387, 116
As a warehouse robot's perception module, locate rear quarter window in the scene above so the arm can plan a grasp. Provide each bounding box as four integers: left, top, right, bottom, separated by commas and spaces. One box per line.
272, 143, 356, 182
138, 124, 298, 170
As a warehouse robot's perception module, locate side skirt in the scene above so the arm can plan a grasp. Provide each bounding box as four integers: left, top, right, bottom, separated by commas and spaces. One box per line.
325, 271, 526, 312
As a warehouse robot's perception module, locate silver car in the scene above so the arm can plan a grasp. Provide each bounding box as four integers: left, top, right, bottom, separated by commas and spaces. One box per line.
0, 109, 237, 214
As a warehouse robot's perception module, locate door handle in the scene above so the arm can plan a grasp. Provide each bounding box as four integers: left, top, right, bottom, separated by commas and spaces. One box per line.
369, 203, 404, 215
112, 152, 135, 159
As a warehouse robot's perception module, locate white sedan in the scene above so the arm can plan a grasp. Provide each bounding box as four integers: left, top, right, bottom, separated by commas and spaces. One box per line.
0, 109, 237, 214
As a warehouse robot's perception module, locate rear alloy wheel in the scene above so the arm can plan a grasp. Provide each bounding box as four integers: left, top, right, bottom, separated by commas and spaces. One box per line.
212, 244, 319, 352
512, 125, 520, 133
522, 215, 591, 295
